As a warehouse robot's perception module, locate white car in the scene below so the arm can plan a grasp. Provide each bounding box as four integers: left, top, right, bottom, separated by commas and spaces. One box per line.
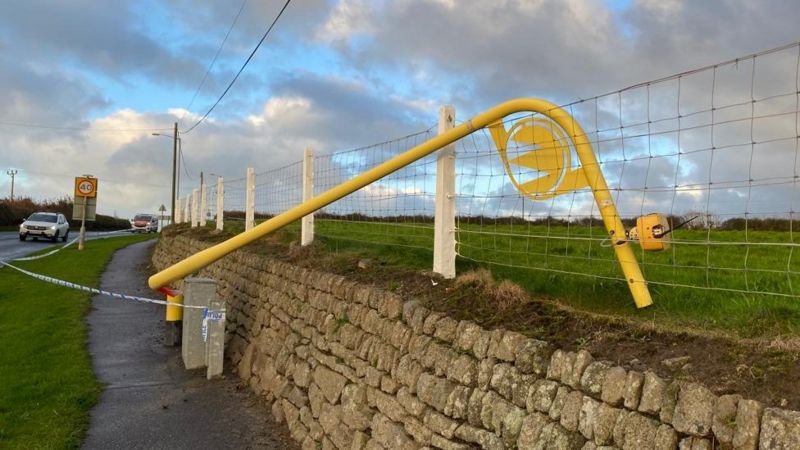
131, 214, 158, 233
19, 212, 70, 242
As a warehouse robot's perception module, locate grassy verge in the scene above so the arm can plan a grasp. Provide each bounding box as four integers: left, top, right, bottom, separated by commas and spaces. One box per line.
214, 218, 800, 339
0, 234, 153, 448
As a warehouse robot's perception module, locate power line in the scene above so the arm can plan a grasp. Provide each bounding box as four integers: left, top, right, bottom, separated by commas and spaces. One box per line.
182, 0, 292, 134
179, 0, 249, 128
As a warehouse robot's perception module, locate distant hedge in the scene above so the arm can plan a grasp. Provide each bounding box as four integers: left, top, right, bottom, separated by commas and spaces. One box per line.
0, 197, 130, 231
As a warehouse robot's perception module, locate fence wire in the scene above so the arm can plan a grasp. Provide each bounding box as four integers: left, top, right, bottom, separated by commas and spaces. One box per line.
455, 42, 800, 301
188, 41, 800, 303
313, 128, 438, 251
254, 161, 303, 220
222, 176, 247, 222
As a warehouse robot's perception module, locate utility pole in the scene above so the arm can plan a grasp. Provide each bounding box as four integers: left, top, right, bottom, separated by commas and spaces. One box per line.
6, 169, 18, 202
171, 122, 178, 224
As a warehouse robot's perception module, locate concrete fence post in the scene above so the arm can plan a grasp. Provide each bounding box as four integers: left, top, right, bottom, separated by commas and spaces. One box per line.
205, 298, 226, 380
191, 188, 199, 228
182, 277, 216, 370
175, 197, 182, 224
216, 176, 224, 231
184, 193, 191, 226
199, 183, 207, 227
301, 147, 314, 246
433, 105, 457, 279
245, 167, 255, 231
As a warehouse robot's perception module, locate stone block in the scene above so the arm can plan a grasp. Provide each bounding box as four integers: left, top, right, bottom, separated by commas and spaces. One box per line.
313, 365, 348, 404
528, 379, 560, 413
638, 371, 666, 416
659, 380, 682, 425
581, 361, 612, 399
467, 389, 486, 427
446, 354, 478, 387
550, 386, 571, 421
455, 424, 504, 450
422, 312, 444, 335
515, 338, 553, 376
371, 413, 417, 450
293, 361, 312, 388
433, 316, 458, 343
424, 409, 459, 439
477, 357, 496, 391
566, 350, 594, 389
759, 408, 800, 450
538, 422, 586, 450
403, 416, 432, 446
488, 330, 526, 362
309, 382, 325, 418
623, 371, 644, 410
341, 384, 372, 431
579, 396, 600, 440
672, 382, 716, 437
490, 363, 519, 400
402, 300, 420, 324
622, 412, 658, 450
547, 349, 569, 381
397, 387, 427, 418
454, 321, 481, 353
712, 394, 740, 449
430, 434, 472, 450
395, 355, 424, 393
370, 388, 407, 423
501, 406, 527, 448
593, 403, 621, 446
517, 412, 549, 449
678, 437, 711, 450
731, 399, 763, 450
471, 329, 492, 360
444, 385, 471, 419
417, 373, 456, 413
561, 390, 584, 432
654, 424, 678, 450
601, 366, 627, 407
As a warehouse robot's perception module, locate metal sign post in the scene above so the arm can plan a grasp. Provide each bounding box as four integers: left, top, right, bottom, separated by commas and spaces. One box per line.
73, 175, 98, 250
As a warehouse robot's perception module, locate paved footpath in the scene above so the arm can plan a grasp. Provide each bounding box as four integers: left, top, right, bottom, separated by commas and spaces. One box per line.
82, 240, 297, 450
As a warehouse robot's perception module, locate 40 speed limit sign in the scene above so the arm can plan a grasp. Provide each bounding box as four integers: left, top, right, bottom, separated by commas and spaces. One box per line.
74, 176, 98, 198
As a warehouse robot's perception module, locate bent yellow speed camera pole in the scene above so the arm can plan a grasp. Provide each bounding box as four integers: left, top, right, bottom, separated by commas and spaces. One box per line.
149, 98, 653, 308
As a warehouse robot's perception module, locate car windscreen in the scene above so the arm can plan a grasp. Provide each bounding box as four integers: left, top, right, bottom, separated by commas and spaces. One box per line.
28, 213, 57, 223
133, 215, 152, 221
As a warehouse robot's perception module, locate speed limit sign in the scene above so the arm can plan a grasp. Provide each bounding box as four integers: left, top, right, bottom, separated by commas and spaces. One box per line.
74, 176, 98, 198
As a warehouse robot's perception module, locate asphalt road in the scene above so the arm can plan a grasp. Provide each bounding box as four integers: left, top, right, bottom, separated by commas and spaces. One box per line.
82, 240, 296, 449
0, 230, 113, 262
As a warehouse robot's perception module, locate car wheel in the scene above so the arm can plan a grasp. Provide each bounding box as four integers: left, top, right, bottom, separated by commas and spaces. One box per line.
62, 231, 69, 242
51, 231, 59, 243
19, 234, 26, 241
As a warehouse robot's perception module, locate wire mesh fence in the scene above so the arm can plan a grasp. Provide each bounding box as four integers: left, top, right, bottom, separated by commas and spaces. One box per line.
254, 161, 303, 220
314, 128, 438, 251
455, 42, 800, 302
222, 176, 247, 222
186, 41, 800, 304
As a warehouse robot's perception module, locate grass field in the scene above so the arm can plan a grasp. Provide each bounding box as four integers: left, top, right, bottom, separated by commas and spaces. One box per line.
218, 216, 800, 339
0, 234, 152, 449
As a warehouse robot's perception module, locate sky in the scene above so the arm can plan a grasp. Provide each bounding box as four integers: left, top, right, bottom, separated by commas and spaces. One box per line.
0, 0, 798, 220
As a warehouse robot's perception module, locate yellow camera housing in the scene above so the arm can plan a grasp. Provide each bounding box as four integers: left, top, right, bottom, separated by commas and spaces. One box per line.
631, 213, 670, 251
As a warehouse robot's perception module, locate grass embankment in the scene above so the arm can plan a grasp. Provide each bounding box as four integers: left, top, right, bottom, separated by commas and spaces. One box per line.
216, 218, 800, 340
0, 234, 153, 448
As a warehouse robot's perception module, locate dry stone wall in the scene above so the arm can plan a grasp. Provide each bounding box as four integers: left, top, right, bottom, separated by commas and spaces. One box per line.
152, 235, 800, 450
